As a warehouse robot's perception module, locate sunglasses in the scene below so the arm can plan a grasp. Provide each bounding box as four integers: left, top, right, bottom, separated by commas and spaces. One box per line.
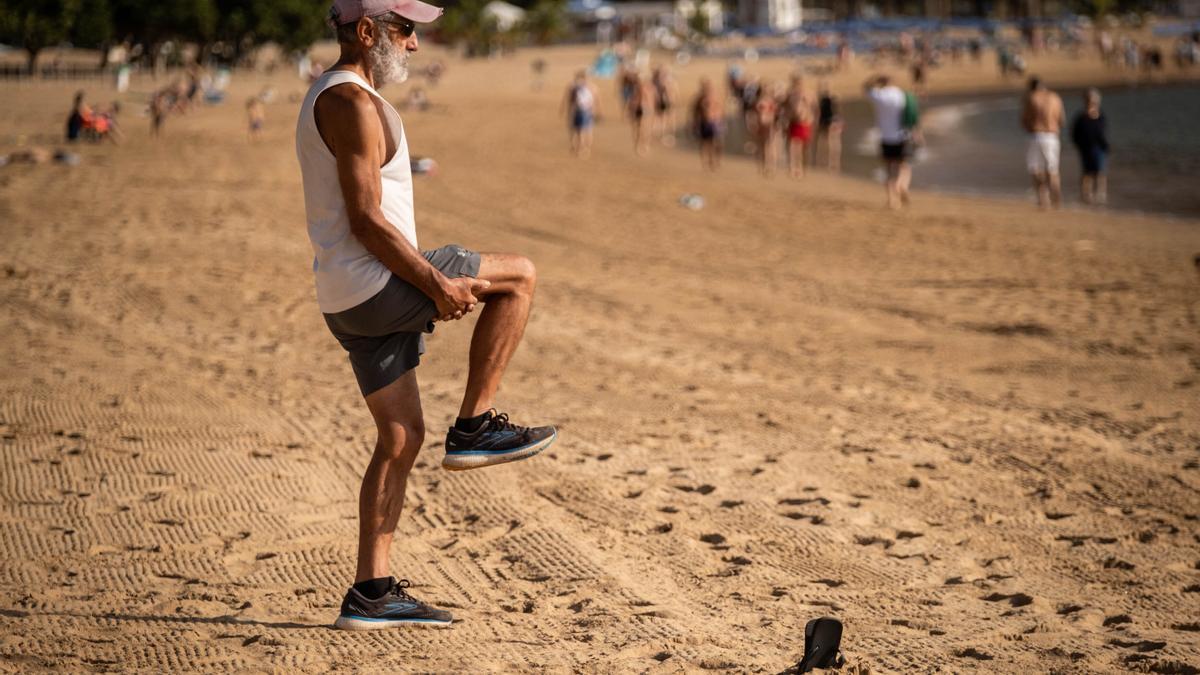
375, 17, 416, 38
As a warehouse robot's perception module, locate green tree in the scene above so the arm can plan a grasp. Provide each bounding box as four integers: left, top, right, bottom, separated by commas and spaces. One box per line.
440, 0, 502, 57
69, 0, 115, 66
250, 0, 328, 53
110, 0, 216, 66
0, 0, 80, 73
687, 8, 710, 38
520, 0, 567, 46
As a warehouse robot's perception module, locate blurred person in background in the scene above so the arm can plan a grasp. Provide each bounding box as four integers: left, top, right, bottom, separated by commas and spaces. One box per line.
562, 70, 598, 158
66, 91, 92, 142
247, 97, 266, 142
651, 65, 677, 146
691, 77, 724, 171
1021, 76, 1065, 208
752, 82, 781, 177
812, 82, 843, 172
865, 74, 912, 208
627, 72, 654, 156
782, 75, 814, 178
1071, 88, 1109, 205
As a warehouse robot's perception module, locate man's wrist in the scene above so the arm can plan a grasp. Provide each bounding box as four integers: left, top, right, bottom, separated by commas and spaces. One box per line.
426, 268, 452, 299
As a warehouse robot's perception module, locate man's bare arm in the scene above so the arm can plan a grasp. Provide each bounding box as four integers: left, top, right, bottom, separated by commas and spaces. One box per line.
315, 84, 485, 317
1020, 95, 1035, 133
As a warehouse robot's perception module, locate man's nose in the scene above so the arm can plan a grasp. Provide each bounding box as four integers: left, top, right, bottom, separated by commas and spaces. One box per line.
407, 33, 419, 51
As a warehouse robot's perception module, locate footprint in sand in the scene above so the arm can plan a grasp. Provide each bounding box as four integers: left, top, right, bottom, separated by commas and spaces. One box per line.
980, 592, 1033, 607
854, 535, 894, 549
1109, 638, 1166, 652
782, 513, 825, 525
1103, 614, 1133, 627
955, 647, 994, 661
778, 497, 830, 507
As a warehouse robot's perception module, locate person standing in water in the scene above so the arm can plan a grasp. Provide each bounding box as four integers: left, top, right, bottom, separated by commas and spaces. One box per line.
1071, 88, 1109, 205
562, 70, 598, 158
1021, 76, 1065, 208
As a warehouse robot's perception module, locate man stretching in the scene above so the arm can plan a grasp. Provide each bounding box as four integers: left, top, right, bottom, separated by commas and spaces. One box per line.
296, 0, 557, 630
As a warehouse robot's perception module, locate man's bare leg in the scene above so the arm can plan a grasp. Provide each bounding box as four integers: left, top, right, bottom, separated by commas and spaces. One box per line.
441, 252, 554, 471
897, 161, 912, 205
885, 159, 901, 208
335, 370, 452, 629
458, 253, 537, 418
357, 370, 424, 583
1048, 172, 1062, 207
580, 129, 592, 159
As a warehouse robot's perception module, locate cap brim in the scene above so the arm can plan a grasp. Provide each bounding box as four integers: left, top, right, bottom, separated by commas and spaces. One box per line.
390, 0, 443, 23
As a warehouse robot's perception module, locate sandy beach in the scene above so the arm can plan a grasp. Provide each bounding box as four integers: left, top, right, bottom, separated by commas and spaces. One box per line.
2, 44, 1199, 672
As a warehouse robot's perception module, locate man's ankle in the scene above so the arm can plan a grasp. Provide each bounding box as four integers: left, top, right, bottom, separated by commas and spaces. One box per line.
352, 577, 392, 600
454, 412, 489, 433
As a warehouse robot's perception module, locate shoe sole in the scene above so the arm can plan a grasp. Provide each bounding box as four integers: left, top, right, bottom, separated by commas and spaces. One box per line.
334, 615, 453, 631
441, 430, 557, 471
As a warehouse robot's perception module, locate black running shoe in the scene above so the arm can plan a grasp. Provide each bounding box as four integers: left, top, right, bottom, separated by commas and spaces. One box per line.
333, 578, 452, 630
442, 409, 557, 471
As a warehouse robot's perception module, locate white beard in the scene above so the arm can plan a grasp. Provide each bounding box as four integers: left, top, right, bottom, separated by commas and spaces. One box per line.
369, 33, 409, 87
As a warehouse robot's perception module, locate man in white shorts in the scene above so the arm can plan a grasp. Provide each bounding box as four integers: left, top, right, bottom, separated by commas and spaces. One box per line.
865, 75, 913, 209
1021, 77, 1065, 208
296, 0, 557, 630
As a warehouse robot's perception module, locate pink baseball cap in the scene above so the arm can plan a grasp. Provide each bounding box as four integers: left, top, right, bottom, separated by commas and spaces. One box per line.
328, 0, 443, 26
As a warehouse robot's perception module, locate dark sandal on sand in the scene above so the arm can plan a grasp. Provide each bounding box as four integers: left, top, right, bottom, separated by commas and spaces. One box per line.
795, 617, 845, 672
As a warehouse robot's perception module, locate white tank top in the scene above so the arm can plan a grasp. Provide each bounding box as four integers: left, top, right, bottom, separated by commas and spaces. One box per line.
573, 85, 594, 112
296, 70, 416, 313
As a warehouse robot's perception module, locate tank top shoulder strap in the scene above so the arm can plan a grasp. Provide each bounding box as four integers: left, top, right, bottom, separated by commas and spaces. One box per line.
312, 70, 382, 102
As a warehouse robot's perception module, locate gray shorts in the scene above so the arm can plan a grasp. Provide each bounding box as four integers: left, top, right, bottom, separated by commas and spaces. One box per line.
323, 244, 481, 396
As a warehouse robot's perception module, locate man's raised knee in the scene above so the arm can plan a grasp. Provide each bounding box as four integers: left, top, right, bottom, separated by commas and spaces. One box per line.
515, 256, 537, 295
377, 419, 426, 460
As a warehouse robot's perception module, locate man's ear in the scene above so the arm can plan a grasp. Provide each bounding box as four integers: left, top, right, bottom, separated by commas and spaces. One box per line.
357, 17, 376, 48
